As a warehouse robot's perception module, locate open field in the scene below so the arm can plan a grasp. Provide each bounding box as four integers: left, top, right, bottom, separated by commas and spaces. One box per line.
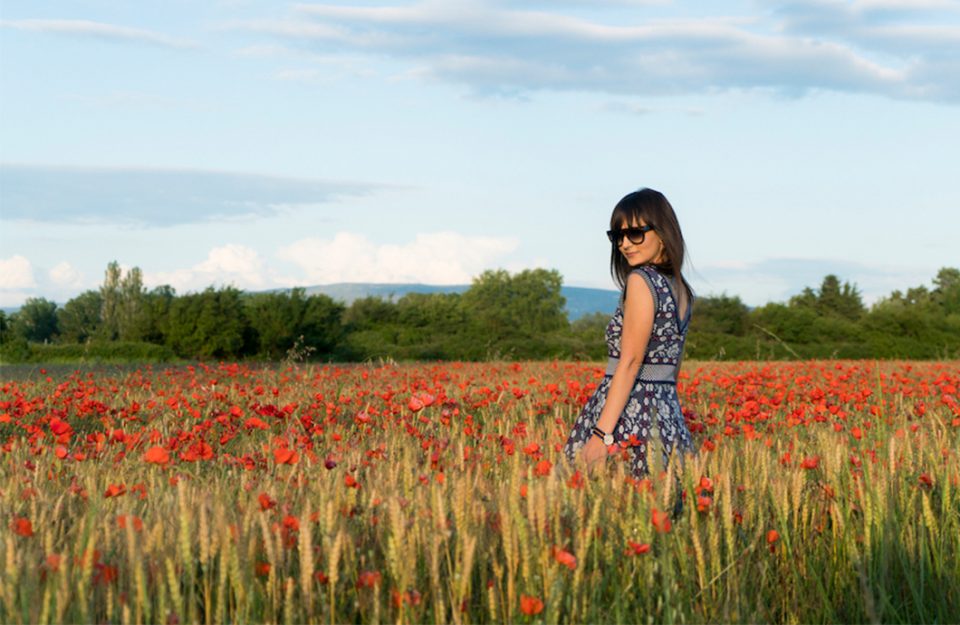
1, 360, 958, 624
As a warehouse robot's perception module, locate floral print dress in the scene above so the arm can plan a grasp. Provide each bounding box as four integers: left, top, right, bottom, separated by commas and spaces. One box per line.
562, 265, 696, 478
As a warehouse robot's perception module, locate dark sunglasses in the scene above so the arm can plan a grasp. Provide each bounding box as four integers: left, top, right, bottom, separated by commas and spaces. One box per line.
606, 225, 654, 245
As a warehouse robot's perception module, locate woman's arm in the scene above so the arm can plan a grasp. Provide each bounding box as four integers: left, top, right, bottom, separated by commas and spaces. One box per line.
594, 271, 656, 435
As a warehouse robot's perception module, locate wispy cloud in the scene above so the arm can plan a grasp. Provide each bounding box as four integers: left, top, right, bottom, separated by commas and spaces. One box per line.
0, 19, 199, 49
227, 1, 960, 102
770, 1, 960, 54
0, 164, 395, 227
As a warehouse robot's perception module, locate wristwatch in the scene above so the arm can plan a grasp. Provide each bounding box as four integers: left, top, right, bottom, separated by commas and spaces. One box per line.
591, 425, 614, 446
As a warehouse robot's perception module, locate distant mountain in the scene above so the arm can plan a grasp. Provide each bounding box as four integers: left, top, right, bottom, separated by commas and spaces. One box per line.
272, 282, 621, 321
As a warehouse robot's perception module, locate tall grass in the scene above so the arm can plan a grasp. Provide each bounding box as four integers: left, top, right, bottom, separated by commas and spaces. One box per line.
1, 360, 958, 623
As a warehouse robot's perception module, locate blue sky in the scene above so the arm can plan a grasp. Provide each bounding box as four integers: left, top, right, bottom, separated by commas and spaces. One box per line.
1, 0, 958, 309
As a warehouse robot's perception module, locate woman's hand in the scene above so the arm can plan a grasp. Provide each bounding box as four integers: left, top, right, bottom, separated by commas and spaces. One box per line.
579, 435, 611, 473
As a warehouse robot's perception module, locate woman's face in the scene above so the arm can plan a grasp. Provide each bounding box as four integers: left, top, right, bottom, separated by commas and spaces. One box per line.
615, 216, 665, 267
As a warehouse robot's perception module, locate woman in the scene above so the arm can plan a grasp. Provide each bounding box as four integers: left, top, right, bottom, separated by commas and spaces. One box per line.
562, 187, 697, 493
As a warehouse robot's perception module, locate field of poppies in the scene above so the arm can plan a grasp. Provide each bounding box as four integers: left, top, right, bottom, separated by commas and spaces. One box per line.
1, 359, 958, 624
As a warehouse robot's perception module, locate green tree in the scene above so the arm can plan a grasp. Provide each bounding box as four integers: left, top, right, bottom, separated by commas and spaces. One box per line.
818, 274, 865, 320
872, 285, 936, 312
338, 296, 402, 361
932, 267, 960, 314
392, 292, 473, 359
300, 293, 346, 356
790, 274, 864, 320
97, 261, 147, 341
99, 261, 123, 340
750, 302, 817, 344
118, 266, 145, 341
57, 290, 103, 343
789, 287, 819, 311
342, 296, 399, 331
690, 294, 750, 335
165, 287, 247, 359
244, 288, 340, 359
461, 268, 567, 339
244, 291, 293, 358
137, 285, 176, 344
12, 297, 59, 343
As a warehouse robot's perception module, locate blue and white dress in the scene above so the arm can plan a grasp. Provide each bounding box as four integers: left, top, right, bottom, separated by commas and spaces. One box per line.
563, 264, 697, 478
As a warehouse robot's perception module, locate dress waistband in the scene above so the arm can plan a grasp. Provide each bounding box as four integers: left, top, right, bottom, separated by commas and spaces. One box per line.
605, 356, 678, 383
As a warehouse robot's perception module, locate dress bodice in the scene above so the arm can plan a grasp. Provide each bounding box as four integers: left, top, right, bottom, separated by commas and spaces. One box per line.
604, 265, 693, 381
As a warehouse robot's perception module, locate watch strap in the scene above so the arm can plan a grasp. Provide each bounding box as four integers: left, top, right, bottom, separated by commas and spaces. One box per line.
591, 425, 614, 445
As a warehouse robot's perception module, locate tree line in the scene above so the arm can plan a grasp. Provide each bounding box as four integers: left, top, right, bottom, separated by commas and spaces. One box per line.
1, 261, 958, 363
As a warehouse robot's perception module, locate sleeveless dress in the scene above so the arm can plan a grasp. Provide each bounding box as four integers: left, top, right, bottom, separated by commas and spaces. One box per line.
562, 264, 696, 479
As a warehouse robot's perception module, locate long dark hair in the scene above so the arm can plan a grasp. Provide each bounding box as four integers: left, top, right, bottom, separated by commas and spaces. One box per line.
609, 188, 693, 313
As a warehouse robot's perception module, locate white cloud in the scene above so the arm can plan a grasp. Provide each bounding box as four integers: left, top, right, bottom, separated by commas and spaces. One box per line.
144, 244, 268, 293
0, 255, 36, 289
48, 262, 84, 288
0, 19, 198, 49
229, 1, 960, 102
277, 231, 519, 284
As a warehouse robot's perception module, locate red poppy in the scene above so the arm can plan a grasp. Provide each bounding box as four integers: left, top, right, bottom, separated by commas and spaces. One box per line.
117, 515, 143, 532
624, 541, 651, 556
144, 446, 170, 465
651, 508, 672, 533
520, 595, 544, 615
258, 493, 276, 511
12, 517, 33, 537
567, 470, 584, 489
273, 447, 298, 465
244, 417, 269, 431
45, 553, 62, 572
104, 484, 126, 498
356, 570, 382, 589
94, 563, 118, 586
800, 456, 820, 470
552, 546, 577, 570
767, 529, 780, 553
282, 515, 299, 532
534, 459, 552, 477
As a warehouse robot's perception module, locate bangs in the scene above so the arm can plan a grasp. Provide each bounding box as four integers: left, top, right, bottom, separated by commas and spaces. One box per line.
610, 195, 655, 230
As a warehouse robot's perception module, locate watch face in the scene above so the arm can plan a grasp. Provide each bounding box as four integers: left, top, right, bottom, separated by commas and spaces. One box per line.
604, 434, 614, 445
